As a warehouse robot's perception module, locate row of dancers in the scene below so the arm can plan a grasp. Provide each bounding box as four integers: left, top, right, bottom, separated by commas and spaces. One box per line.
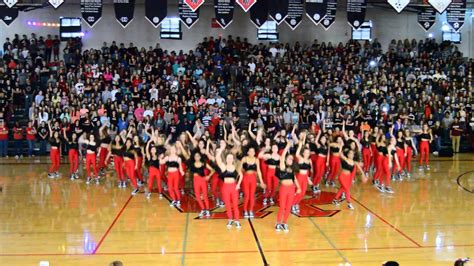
46, 121, 433, 231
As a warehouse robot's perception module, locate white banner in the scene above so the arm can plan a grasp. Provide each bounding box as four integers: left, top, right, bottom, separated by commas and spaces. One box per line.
387, 0, 410, 13
428, 0, 451, 13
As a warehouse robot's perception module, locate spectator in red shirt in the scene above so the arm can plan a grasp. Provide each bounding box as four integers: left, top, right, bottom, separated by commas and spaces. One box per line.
26, 121, 37, 157
45, 34, 53, 62
13, 121, 24, 158
0, 121, 8, 157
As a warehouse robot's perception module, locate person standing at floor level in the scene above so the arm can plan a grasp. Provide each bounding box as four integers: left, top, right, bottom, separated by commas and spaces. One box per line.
403, 129, 417, 178
311, 130, 328, 193
326, 136, 343, 187
418, 123, 433, 171
292, 132, 313, 214
162, 144, 184, 206
106, 135, 126, 188
258, 143, 280, 206
276, 141, 301, 233
98, 126, 111, 176
360, 130, 372, 176
0, 120, 8, 157
133, 135, 145, 187
123, 138, 140, 195
450, 117, 463, 153
145, 141, 165, 199
63, 130, 79, 180
238, 145, 266, 218
215, 141, 241, 229
186, 147, 215, 218
47, 121, 61, 178
13, 121, 24, 159
26, 121, 37, 157
81, 133, 99, 184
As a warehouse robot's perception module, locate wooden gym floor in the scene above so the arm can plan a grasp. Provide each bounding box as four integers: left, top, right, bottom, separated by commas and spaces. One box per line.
0, 154, 472, 266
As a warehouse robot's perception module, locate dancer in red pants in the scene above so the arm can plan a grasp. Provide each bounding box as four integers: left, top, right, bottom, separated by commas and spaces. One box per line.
326, 136, 343, 186
393, 130, 406, 180
98, 127, 111, 176
311, 130, 328, 193
163, 145, 184, 206
81, 133, 99, 184
107, 135, 125, 188
373, 133, 386, 186
360, 130, 372, 175
133, 135, 145, 186
418, 124, 433, 171
47, 122, 61, 179
258, 144, 281, 206
215, 141, 241, 229
238, 146, 266, 218
375, 136, 400, 194
403, 129, 417, 178
63, 130, 79, 180
276, 142, 301, 233
188, 150, 215, 217
370, 127, 380, 171
292, 133, 313, 213
145, 141, 165, 199
333, 148, 367, 209
123, 138, 140, 195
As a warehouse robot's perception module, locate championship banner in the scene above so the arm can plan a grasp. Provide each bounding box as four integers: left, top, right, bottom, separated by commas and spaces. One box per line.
3, 0, 17, 8
446, 0, 466, 32
214, 0, 235, 29
114, 0, 135, 28
387, 0, 410, 13
285, 0, 304, 30
237, 0, 256, 12
417, 7, 436, 31
184, 0, 204, 12
249, 0, 268, 28
81, 0, 102, 27
306, 0, 328, 25
321, 0, 336, 30
49, 0, 64, 9
269, 0, 289, 25
145, 0, 167, 28
347, 0, 366, 30
428, 0, 451, 13
179, 0, 200, 28
0, 6, 18, 26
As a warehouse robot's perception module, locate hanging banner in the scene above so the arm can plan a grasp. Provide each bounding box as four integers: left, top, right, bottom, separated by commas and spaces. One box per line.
114, 0, 135, 28
49, 0, 64, 8
237, 0, 256, 12
145, 0, 167, 28
321, 0, 336, 30
179, 0, 200, 28
285, 0, 304, 30
81, 0, 102, 27
250, 0, 268, 28
3, 0, 17, 8
214, 0, 235, 29
387, 0, 410, 13
446, 0, 466, 32
306, 0, 328, 25
417, 7, 436, 31
0, 6, 18, 26
184, 0, 204, 12
347, 0, 366, 30
428, 0, 451, 13
269, 0, 289, 25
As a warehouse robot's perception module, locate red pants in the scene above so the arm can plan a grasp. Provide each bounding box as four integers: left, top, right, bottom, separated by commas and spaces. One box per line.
310, 154, 318, 180
167, 170, 181, 201
260, 159, 268, 185
193, 174, 209, 210
68, 149, 79, 174
98, 147, 109, 170
49, 148, 60, 173
373, 153, 382, 181
124, 159, 138, 188
179, 162, 186, 190
370, 144, 378, 168
114, 155, 125, 181
85, 153, 98, 177
148, 166, 163, 194
264, 167, 279, 199
335, 172, 353, 203
327, 155, 341, 182
242, 172, 257, 212
221, 182, 239, 220
405, 146, 413, 172
135, 157, 144, 181
362, 147, 371, 172
393, 149, 405, 174
374, 156, 390, 186
277, 184, 295, 224
419, 140, 429, 166
160, 164, 167, 184
211, 172, 222, 199
312, 155, 327, 185
293, 172, 308, 205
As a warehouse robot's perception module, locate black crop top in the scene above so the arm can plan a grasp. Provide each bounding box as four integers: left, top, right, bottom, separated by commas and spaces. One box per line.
341, 160, 355, 172
123, 149, 135, 159
67, 141, 78, 150
243, 162, 257, 171
220, 170, 238, 180
86, 143, 97, 152
134, 146, 143, 157
405, 138, 413, 146
360, 139, 370, 149
378, 146, 388, 156
148, 158, 160, 168
112, 147, 123, 156
309, 143, 317, 153
156, 145, 166, 155
50, 139, 61, 148
317, 146, 328, 155
101, 136, 111, 145
396, 140, 405, 149
278, 169, 295, 181
167, 161, 180, 168
266, 158, 279, 166
330, 147, 340, 153
420, 133, 430, 140
190, 164, 206, 176
277, 142, 286, 150
299, 162, 311, 170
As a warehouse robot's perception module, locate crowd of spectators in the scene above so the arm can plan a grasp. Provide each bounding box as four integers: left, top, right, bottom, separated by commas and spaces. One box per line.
0, 33, 472, 158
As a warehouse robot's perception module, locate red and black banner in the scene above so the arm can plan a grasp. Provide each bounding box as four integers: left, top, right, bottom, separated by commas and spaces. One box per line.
81, 0, 102, 27
446, 0, 466, 32
179, 0, 200, 28
250, 0, 268, 28
285, 0, 304, 30
184, 0, 204, 12
321, 0, 336, 30
306, 0, 328, 25
214, 0, 234, 29
145, 0, 167, 28
236, 0, 256, 12
347, 0, 366, 30
0, 6, 18, 26
114, 0, 135, 28
269, 0, 289, 25
417, 6, 436, 32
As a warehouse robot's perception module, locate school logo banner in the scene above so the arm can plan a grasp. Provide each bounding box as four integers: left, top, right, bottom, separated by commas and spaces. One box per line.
81, 0, 103, 27
145, 0, 167, 28
321, 0, 336, 30
387, 0, 410, 13
3, 0, 17, 8
417, 6, 436, 31
306, 0, 328, 25
285, 0, 304, 30
236, 0, 256, 12
249, 0, 268, 28
0, 6, 18, 26
179, 0, 200, 28
184, 0, 205, 12
446, 0, 466, 32
214, 0, 235, 29
269, 0, 289, 25
114, 0, 135, 28
347, 0, 367, 30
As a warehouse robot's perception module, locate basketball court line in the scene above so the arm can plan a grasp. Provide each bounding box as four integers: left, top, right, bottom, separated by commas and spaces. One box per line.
352, 197, 422, 247
181, 213, 191, 266
456, 170, 474, 193
309, 217, 350, 264
92, 195, 134, 254
248, 219, 269, 266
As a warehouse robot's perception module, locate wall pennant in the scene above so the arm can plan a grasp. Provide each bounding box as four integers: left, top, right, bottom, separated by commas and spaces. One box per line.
387, 0, 410, 13
428, 0, 451, 13
179, 0, 200, 28
236, 0, 256, 12
269, 0, 289, 25
81, 0, 103, 27
0, 6, 18, 26
306, 0, 328, 25
285, 0, 304, 30
214, 0, 235, 29
417, 6, 436, 31
321, 0, 336, 30
145, 0, 167, 28
249, 0, 268, 28
3, 0, 17, 8
49, 0, 64, 9
347, 0, 367, 30
446, 0, 466, 32
184, 0, 205, 12
114, 0, 135, 28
